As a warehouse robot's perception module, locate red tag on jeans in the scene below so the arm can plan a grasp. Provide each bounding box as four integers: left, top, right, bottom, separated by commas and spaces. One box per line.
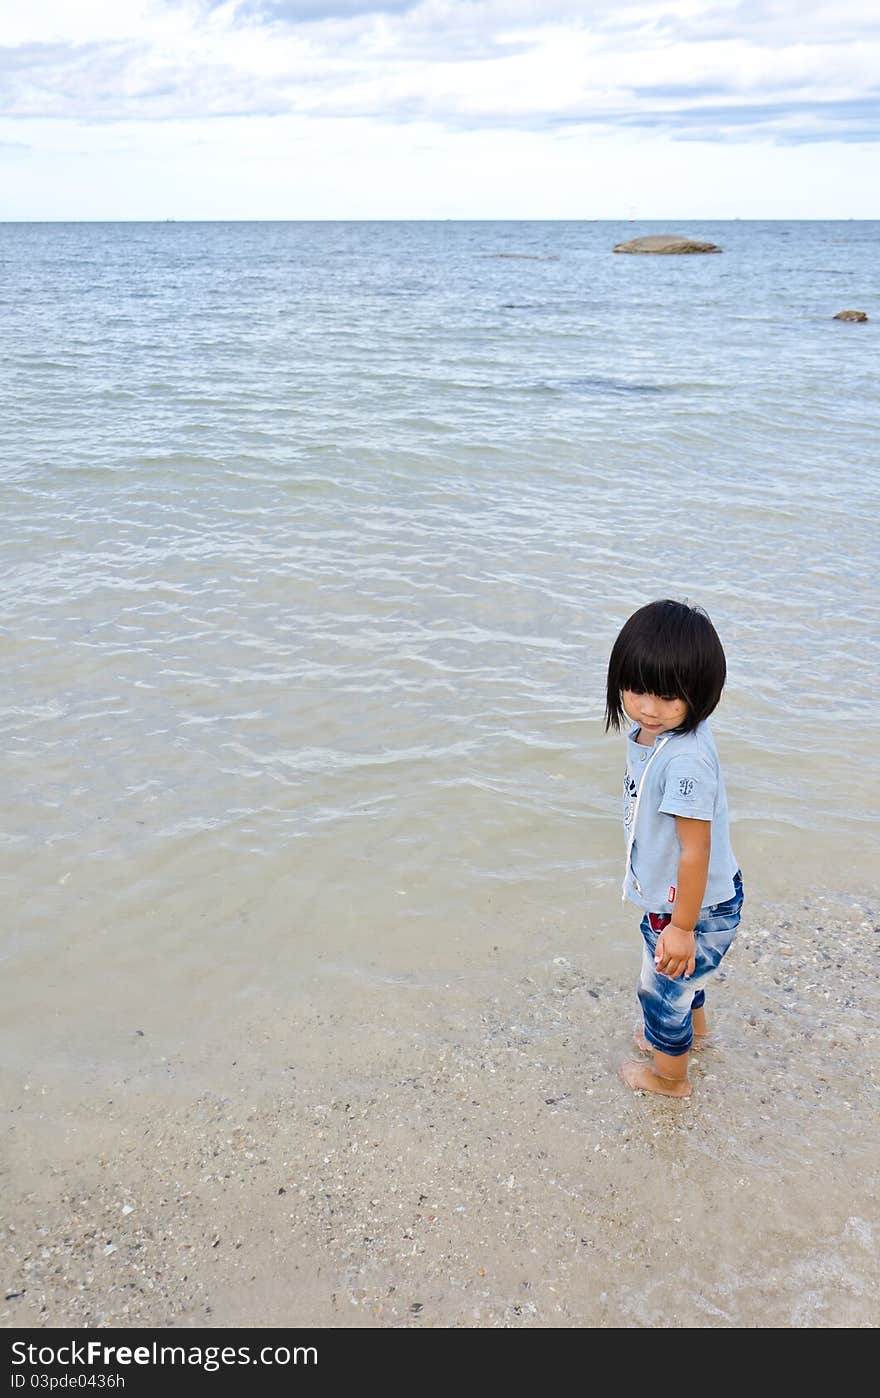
648, 913, 671, 933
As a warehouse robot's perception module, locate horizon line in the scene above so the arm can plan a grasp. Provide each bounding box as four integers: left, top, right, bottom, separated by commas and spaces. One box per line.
1, 216, 877, 224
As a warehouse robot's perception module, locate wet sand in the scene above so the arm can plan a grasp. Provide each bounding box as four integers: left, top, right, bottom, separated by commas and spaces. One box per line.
3, 889, 877, 1329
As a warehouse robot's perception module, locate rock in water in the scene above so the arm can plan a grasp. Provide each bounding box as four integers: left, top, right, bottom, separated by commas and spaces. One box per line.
833, 309, 868, 322
613, 235, 722, 255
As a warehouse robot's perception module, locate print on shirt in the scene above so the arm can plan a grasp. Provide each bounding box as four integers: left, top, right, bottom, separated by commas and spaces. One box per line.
623, 771, 638, 839
678, 778, 695, 798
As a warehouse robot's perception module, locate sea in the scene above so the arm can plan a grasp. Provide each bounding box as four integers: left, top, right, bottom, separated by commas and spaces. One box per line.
1, 220, 877, 1079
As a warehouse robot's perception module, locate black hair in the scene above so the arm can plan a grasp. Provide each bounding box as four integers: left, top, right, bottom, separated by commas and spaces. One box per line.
604, 599, 727, 734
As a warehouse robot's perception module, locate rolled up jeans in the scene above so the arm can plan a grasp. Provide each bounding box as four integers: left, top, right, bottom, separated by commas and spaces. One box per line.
637, 870, 744, 1057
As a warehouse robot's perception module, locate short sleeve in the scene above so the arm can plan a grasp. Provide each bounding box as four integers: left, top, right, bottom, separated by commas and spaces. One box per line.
659, 754, 717, 820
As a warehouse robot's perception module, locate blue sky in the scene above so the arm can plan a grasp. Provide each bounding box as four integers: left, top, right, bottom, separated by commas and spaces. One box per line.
1, 0, 878, 218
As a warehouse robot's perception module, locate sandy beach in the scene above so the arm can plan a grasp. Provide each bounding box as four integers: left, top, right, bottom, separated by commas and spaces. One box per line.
4, 885, 877, 1330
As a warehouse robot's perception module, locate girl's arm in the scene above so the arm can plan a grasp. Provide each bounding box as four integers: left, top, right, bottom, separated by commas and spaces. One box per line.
653, 816, 711, 979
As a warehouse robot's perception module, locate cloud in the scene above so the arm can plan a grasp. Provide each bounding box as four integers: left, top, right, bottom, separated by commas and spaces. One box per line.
608, 94, 880, 146
650, 0, 880, 47
0, 0, 878, 145
217, 1, 422, 18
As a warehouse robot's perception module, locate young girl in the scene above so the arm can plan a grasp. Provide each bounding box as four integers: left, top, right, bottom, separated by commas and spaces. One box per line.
605, 599, 743, 1098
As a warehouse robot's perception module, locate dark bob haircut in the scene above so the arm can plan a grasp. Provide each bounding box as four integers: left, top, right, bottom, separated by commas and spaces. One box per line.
605, 599, 726, 735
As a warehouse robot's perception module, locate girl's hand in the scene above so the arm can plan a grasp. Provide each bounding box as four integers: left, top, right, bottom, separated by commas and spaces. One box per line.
654, 924, 696, 980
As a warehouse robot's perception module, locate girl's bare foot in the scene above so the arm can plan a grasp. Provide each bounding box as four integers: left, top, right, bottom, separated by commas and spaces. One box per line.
619, 1060, 692, 1097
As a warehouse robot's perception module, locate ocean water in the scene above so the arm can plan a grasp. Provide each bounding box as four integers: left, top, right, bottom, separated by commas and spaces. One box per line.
1, 220, 877, 1077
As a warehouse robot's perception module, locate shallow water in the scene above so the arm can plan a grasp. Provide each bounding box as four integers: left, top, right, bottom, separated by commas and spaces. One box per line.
1, 220, 877, 1077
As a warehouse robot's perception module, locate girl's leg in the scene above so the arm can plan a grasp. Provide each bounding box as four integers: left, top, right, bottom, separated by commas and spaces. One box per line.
688, 871, 743, 1043
620, 1049, 691, 1096
621, 941, 695, 1096
621, 920, 737, 1095
623, 879, 743, 1092
633, 998, 707, 1051
691, 987, 708, 1040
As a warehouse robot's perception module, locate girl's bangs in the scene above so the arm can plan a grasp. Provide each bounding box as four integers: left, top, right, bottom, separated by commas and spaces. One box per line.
619, 652, 686, 700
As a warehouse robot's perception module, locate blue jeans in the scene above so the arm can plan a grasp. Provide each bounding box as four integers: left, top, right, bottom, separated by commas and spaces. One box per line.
637, 870, 743, 1057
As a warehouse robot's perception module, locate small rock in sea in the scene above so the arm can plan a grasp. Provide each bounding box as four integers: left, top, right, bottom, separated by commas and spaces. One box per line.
833, 309, 868, 322
613, 235, 722, 255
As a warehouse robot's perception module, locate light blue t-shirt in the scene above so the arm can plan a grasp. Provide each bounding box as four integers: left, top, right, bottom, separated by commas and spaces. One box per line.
623, 719, 739, 914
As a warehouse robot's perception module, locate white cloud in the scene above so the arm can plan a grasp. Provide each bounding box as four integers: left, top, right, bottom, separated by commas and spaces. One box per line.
0, 1, 877, 136
0, 1, 878, 215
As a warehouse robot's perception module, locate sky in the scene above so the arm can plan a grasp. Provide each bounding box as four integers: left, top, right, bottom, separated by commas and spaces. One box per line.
1, 0, 879, 219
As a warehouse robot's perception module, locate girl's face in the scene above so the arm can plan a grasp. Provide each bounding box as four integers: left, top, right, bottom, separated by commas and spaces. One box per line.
622, 689, 688, 737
